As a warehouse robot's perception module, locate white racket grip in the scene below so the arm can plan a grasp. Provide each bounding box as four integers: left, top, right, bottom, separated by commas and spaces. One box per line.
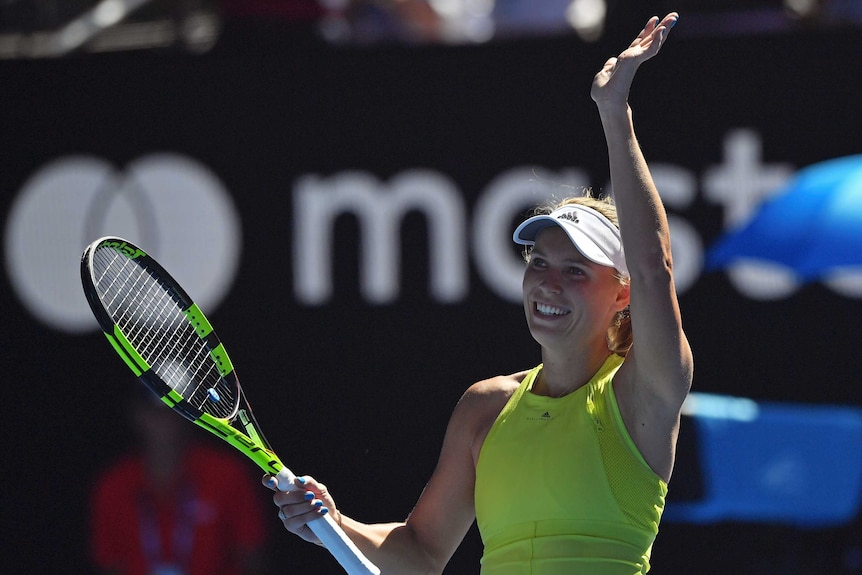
275, 467, 381, 575
310, 514, 381, 575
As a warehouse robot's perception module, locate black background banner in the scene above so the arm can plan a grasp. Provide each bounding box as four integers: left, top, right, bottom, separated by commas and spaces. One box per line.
2, 23, 862, 574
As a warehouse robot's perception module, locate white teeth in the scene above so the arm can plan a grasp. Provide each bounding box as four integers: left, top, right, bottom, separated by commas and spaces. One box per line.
536, 302, 569, 316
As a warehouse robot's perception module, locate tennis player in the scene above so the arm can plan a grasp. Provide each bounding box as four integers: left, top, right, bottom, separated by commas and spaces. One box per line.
268, 12, 692, 574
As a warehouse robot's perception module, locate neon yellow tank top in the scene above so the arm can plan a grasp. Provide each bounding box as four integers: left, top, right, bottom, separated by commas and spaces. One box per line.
474, 355, 667, 574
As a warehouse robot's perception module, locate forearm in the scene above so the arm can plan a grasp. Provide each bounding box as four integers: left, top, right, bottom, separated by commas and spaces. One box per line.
597, 102, 672, 276
339, 516, 440, 575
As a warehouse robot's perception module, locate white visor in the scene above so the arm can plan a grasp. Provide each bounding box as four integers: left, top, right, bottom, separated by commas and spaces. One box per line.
513, 204, 628, 278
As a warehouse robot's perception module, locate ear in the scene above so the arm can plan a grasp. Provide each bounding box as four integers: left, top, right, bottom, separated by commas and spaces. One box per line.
613, 281, 631, 313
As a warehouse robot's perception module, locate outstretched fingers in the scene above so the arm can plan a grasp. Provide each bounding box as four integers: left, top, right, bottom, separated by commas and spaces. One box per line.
590, 12, 678, 105
630, 15, 661, 49
630, 13, 678, 59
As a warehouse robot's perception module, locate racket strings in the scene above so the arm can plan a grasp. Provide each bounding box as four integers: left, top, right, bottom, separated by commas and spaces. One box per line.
92, 246, 237, 418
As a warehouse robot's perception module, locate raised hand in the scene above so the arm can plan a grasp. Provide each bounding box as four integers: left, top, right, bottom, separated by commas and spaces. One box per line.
591, 12, 678, 108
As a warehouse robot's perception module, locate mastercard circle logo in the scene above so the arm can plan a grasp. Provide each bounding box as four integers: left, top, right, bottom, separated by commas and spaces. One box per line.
4, 153, 242, 334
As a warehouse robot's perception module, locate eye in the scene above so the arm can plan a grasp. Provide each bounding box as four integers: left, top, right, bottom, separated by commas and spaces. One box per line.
530, 256, 548, 268
566, 266, 586, 276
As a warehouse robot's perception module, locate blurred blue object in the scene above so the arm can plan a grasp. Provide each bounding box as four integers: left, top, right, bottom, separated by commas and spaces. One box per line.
707, 155, 862, 280
665, 393, 862, 527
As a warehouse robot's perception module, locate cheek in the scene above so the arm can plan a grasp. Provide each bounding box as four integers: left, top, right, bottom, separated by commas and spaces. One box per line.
521, 267, 534, 293
521, 270, 539, 314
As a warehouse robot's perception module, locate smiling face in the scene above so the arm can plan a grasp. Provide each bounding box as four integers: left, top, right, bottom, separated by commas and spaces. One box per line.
522, 226, 629, 352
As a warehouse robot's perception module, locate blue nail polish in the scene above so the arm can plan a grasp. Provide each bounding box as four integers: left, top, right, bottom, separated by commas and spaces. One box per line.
304, 491, 315, 501
314, 500, 323, 508
320, 507, 329, 515
670, 17, 678, 28
296, 476, 307, 485
267, 477, 276, 488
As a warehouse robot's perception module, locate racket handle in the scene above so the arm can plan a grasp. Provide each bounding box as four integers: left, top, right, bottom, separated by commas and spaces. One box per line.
310, 514, 381, 575
275, 467, 381, 575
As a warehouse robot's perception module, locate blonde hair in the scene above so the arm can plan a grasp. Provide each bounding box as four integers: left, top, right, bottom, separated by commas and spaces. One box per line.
523, 192, 632, 356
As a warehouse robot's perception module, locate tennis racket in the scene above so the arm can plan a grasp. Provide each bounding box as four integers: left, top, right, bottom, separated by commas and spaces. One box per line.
81, 236, 380, 575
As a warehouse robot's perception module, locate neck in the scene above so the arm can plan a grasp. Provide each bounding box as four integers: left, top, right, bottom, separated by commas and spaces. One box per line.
536, 346, 612, 398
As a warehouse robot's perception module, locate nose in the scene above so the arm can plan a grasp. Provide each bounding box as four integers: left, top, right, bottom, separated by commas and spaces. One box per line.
542, 269, 563, 294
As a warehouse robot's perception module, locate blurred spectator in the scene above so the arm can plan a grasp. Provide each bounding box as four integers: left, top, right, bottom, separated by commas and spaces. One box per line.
89, 390, 270, 575
492, 0, 572, 38
216, 0, 440, 51
217, 0, 328, 51
346, 0, 441, 44
822, 0, 862, 23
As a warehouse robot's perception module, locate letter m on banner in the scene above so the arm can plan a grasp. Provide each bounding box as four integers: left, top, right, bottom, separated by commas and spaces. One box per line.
293, 170, 468, 305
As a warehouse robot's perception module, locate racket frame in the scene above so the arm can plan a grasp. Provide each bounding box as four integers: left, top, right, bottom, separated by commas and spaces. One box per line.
81, 236, 380, 575
81, 237, 284, 475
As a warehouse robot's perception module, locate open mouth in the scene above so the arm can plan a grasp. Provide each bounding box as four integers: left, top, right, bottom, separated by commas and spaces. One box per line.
535, 302, 570, 317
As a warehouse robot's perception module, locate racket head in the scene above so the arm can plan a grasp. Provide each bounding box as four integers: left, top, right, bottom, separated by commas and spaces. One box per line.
82, 237, 383, 575
81, 236, 282, 473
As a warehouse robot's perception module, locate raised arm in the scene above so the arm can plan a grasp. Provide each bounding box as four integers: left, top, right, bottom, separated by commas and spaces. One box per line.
591, 13, 693, 480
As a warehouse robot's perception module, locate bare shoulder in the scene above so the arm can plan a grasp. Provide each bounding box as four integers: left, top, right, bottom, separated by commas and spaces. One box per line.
460, 371, 526, 408
455, 370, 529, 464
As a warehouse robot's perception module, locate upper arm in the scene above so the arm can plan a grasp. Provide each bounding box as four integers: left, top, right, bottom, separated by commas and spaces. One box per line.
607, 254, 691, 485
399, 386, 488, 571
614, 213, 693, 482
617, 199, 693, 419
627, 268, 693, 409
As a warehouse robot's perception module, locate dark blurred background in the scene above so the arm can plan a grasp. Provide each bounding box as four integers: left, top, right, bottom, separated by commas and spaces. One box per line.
2, 0, 862, 573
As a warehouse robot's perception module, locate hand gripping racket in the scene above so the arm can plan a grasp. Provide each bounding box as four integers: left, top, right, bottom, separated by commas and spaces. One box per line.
81, 236, 380, 575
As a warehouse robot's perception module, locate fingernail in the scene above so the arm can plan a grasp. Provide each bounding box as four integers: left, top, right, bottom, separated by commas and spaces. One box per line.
296, 476, 307, 485
314, 500, 323, 508
304, 491, 315, 501
320, 507, 329, 515
267, 477, 276, 488
670, 17, 678, 28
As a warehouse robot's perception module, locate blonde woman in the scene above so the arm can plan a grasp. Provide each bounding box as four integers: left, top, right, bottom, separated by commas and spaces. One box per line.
268, 12, 692, 574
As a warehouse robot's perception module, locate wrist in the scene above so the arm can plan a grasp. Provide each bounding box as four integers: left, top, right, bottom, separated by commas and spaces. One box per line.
595, 100, 631, 117
596, 102, 633, 131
